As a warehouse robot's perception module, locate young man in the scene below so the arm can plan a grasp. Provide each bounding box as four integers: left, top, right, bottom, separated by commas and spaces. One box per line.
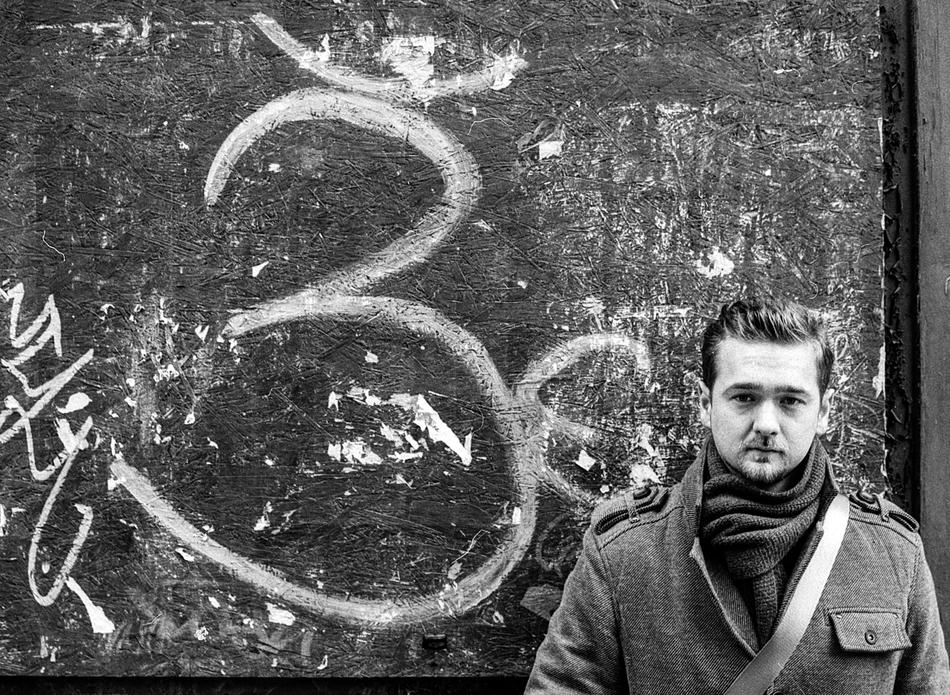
524, 298, 950, 694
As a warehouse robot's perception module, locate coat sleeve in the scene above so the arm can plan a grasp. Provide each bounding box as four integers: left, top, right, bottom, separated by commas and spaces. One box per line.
523, 527, 627, 694
895, 539, 950, 694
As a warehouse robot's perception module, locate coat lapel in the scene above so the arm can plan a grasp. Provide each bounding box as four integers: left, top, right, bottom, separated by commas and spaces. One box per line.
682, 447, 759, 657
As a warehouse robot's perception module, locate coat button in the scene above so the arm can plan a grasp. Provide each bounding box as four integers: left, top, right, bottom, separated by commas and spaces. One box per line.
865, 629, 877, 645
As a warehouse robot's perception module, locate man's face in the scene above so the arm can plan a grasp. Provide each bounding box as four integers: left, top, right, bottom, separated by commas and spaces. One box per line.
698, 337, 832, 491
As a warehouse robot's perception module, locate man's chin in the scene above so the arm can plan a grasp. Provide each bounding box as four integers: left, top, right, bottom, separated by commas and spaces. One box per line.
734, 457, 789, 486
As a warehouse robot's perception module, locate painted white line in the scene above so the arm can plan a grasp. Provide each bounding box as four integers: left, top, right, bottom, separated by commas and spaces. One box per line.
514, 334, 650, 503
205, 88, 480, 317
117, 295, 539, 624
28, 417, 95, 607
250, 13, 526, 103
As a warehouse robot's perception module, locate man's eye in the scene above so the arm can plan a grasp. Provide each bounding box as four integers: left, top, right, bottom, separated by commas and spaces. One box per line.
781, 397, 804, 407
732, 394, 754, 403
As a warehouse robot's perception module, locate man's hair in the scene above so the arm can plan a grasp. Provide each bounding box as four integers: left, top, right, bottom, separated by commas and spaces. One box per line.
701, 297, 834, 395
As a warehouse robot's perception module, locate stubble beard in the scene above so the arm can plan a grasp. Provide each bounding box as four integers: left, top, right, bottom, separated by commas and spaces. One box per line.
731, 454, 789, 486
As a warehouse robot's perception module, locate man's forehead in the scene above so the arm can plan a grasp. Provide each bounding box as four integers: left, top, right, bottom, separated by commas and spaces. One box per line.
714, 337, 821, 387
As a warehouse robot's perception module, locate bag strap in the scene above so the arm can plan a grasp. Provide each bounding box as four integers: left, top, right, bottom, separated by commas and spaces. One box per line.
724, 493, 850, 695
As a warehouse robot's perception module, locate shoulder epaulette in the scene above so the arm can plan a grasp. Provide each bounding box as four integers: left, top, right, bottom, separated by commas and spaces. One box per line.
593, 484, 670, 536
848, 490, 919, 534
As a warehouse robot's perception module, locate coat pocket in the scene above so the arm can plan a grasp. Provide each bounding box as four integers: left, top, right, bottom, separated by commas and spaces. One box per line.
829, 609, 912, 653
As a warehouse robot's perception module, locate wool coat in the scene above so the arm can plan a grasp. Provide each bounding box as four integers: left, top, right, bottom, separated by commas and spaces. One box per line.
524, 451, 950, 694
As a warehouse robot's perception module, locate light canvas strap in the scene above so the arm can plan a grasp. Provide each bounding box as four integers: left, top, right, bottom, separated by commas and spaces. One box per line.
724, 493, 850, 695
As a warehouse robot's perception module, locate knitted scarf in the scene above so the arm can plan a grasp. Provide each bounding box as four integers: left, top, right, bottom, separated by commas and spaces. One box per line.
699, 439, 828, 645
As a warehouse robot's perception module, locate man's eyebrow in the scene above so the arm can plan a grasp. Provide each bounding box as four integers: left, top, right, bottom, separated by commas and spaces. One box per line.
723, 382, 812, 396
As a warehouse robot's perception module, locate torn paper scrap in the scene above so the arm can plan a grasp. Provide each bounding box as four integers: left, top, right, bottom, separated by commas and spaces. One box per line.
575, 449, 597, 471
341, 439, 382, 466
407, 395, 472, 466
251, 261, 269, 277
265, 602, 296, 626
629, 463, 661, 488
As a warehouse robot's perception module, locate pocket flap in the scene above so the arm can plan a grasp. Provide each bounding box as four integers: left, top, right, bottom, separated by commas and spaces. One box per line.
830, 610, 911, 653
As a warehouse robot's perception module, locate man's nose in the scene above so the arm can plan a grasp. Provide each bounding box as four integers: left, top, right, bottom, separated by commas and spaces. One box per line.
752, 401, 780, 436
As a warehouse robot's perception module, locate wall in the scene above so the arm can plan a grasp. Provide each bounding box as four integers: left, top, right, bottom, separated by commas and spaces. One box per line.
0, 0, 882, 678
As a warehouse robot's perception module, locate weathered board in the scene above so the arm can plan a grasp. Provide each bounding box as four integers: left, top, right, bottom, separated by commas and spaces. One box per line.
0, 0, 883, 678
914, 0, 950, 649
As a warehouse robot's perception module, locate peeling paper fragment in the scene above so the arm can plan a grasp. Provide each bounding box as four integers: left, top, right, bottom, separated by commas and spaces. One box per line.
447, 561, 462, 580
635, 424, 658, 457
390, 451, 424, 462
406, 395, 472, 466
327, 391, 340, 410
393, 472, 413, 488
511, 506, 522, 525
695, 246, 735, 278
489, 49, 526, 90
575, 449, 597, 471
347, 386, 381, 406
176, 547, 196, 562
341, 439, 382, 466
56, 392, 91, 414
538, 140, 563, 160
317, 654, 329, 670
251, 261, 269, 277
327, 442, 342, 462
379, 424, 403, 445
0, 504, 6, 537
254, 502, 273, 531
872, 343, 885, 398
630, 463, 661, 487
195, 325, 210, 341
208, 596, 221, 609
66, 577, 115, 634
364, 350, 379, 364
266, 602, 296, 626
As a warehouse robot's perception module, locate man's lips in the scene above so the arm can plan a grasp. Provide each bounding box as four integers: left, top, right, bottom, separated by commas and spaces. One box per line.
745, 446, 782, 454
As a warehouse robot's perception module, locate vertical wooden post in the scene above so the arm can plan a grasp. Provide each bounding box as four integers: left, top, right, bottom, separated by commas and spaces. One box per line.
914, 0, 950, 636
883, 0, 919, 515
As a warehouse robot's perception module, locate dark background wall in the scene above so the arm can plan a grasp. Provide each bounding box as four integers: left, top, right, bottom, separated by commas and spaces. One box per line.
0, 0, 883, 686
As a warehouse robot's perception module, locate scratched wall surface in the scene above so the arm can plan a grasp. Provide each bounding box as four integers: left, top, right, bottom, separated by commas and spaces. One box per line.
0, 0, 882, 678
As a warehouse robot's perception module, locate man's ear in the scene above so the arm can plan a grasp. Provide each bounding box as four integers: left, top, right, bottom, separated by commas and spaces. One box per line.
698, 380, 712, 428
816, 388, 834, 436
